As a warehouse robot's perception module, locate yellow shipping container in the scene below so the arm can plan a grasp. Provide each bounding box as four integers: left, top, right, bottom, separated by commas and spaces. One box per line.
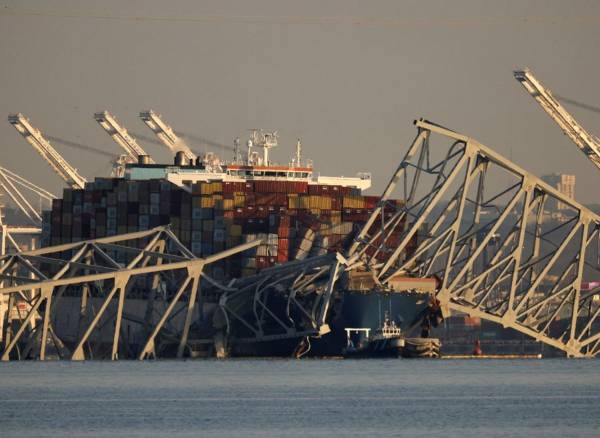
223, 199, 234, 210
200, 196, 215, 208
309, 195, 332, 210
200, 183, 211, 195
234, 194, 246, 207
299, 196, 310, 209
343, 195, 365, 209
199, 181, 223, 195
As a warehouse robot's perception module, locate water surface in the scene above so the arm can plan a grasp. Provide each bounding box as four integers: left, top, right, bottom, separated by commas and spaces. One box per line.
1, 359, 599, 437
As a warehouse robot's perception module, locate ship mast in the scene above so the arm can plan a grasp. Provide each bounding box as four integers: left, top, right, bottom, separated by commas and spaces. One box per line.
249, 129, 278, 165
295, 138, 302, 166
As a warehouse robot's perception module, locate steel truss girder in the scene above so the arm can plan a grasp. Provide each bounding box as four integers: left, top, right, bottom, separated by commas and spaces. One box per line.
0, 226, 260, 361
350, 119, 600, 357
216, 253, 341, 345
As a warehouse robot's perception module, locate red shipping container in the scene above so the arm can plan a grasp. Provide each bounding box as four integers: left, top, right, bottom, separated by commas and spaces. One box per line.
245, 193, 256, 205
280, 215, 291, 227
254, 181, 269, 193
256, 256, 270, 269
330, 197, 342, 210
255, 193, 275, 206
295, 181, 308, 194
223, 181, 246, 193
363, 196, 379, 209
256, 193, 287, 206
276, 193, 288, 205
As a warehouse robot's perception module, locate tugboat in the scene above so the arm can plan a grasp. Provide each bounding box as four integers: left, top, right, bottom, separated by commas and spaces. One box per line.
343, 314, 405, 358
343, 311, 442, 359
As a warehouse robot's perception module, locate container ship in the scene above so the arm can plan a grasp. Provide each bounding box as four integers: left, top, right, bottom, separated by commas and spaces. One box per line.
41, 130, 427, 357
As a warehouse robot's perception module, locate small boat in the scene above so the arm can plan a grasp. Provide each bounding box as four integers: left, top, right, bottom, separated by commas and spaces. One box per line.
343, 312, 442, 359
343, 315, 405, 358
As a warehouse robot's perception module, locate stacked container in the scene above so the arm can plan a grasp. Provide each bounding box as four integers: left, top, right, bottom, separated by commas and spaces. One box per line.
47, 178, 407, 279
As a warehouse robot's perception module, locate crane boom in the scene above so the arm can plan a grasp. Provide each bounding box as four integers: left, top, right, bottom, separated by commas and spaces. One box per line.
0, 166, 55, 225
514, 68, 600, 170
94, 111, 155, 163
139, 110, 196, 161
8, 113, 87, 189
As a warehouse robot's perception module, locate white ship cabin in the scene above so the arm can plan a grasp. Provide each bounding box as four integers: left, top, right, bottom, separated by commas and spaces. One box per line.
125, 129, 371, 192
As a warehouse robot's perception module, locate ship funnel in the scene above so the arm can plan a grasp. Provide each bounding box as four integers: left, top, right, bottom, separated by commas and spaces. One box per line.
174, 151, 187, 166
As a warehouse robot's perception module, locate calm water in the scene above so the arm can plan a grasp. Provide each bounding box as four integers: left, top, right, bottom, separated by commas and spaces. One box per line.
0, 359, 599, 437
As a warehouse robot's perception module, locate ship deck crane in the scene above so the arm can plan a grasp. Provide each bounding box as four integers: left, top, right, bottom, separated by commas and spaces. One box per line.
139, 110, 196, 161
8, 114, 87, 190
514, 68, 600, 170
94, 111, 155, 164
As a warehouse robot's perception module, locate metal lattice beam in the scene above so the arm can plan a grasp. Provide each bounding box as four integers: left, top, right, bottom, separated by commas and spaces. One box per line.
349, 119, 600, 357
0, 226, 260, 360
0, 225, 343, 360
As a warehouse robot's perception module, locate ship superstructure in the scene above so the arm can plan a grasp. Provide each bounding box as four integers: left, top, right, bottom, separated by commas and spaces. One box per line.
125, 130, 372, 192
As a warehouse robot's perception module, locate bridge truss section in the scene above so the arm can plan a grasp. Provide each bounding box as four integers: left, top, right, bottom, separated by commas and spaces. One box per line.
0, 225, 341, 360
213, 253, 343, 355
348, 119, 600, 357
0, 226, 260, 360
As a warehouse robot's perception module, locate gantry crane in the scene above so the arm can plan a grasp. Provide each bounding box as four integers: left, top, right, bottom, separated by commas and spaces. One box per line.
514, 68, 600, 170
0, 166, 55, 255
94, 111, 155, 163
0, 166, 54, 225
139, 110, 196, 161
8, 114, 87, 189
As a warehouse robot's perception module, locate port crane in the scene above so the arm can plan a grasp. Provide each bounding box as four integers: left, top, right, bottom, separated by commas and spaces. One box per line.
94, 111, 155, 164
0, 166, 55, 255
139, 110, 197, 161
514, 68, 600, 170
0, 166, 54, 225
8, 114, 87, 190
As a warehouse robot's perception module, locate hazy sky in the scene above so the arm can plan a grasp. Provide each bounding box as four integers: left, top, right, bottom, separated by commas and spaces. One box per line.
1, 0, 600, 203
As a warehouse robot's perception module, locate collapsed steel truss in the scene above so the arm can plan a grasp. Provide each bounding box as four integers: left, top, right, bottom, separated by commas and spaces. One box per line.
0, 226, 339, 360
349, 120, 600, 357
216, 253, 343, 345
0, 226, 261, 360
